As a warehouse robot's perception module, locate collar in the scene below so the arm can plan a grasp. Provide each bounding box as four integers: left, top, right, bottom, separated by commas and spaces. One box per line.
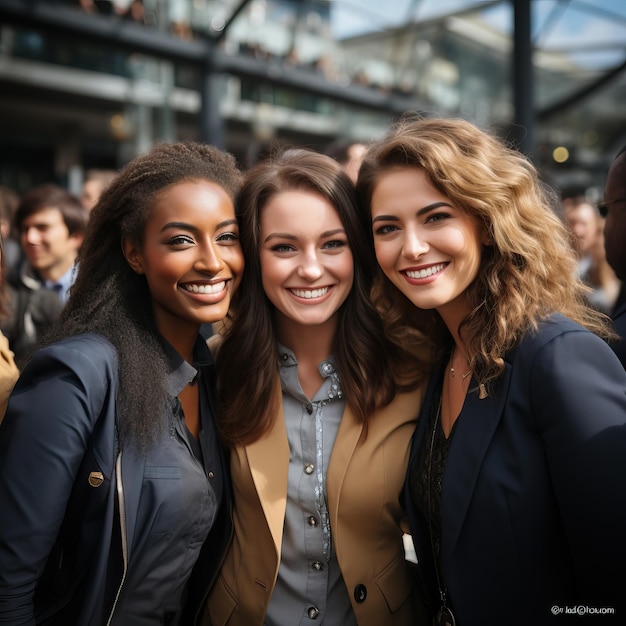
158, 334, 213, 398
20, 260, 77, 302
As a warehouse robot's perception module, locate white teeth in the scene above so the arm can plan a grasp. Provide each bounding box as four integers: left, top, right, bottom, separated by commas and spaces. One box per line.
181, 282, 225, 294
290, 287, 329, 299
405, 263, 446, 279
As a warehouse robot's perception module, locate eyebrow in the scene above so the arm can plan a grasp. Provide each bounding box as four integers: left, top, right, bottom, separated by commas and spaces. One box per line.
371, 201, 453, 223
263, 228, 346, 243
160, 218, 238, 233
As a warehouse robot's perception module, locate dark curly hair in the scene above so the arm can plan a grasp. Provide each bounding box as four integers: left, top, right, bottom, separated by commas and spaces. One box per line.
42, 141, 242, 448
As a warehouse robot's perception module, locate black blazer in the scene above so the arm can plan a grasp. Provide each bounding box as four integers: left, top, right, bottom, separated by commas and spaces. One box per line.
404, 314, 626, 625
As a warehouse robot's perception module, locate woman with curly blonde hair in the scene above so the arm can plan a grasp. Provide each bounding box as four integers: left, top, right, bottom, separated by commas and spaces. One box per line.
357, 116, 626, 626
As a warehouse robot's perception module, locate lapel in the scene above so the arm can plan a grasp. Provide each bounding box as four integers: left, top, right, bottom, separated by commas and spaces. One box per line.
326, 404, 362, 524
245, 380, 290, 554
442, 361, 514, 553
119, 445, 147, 555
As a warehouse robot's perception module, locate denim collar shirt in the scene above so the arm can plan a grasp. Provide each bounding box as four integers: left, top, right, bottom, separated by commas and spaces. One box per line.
265, 343, 357, 626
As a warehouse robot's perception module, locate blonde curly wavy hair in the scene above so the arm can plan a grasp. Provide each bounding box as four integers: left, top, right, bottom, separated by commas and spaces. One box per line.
357, 116, 613, 386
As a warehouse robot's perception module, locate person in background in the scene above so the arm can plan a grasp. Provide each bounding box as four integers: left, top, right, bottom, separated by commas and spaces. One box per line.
601, 144, 626, 368
204, 149, 431, 626
357, 116, 626, 625
0, 234, 19, 420
0, 185, 22, 272
0, 141, 244, 625
325, 138, 368, 184
13, 183, 87, 304
80, 168, 119, 213
1, 184, 86, 364
562, 194, 620, 313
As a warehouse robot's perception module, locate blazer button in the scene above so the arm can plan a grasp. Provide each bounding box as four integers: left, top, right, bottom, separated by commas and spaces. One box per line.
88, 471, 104, 487
354, 584, 367, 603
307, 606, 320, 619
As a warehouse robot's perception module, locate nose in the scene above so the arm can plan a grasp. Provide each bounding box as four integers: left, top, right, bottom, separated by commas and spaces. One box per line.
196, 241, 225, 274
23, 226, 42, 246
402, 227, 428, 260
297, 249, 323, 281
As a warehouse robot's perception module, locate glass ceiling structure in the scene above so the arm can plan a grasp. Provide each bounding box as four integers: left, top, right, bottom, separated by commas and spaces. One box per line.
1, 0, 625, 191
189, 0, 626, 185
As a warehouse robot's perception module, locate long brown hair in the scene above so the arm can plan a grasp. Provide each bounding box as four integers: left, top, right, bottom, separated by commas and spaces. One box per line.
216, 148, 425, 446
357, 116, 612, 386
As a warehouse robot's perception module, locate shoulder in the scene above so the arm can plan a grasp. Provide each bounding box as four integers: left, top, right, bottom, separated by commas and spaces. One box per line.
514, 313, 598, 357
24, 333, 118, 384
509, 313, 625, 394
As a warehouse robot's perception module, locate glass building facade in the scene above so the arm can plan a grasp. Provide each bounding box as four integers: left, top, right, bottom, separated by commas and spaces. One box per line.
0, 0, 625, 196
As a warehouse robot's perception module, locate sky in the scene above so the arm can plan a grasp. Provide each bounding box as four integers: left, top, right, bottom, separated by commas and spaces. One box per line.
329, 0, 626, 69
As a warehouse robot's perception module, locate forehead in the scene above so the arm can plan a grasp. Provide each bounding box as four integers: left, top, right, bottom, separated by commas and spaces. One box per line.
21, 206, 65, 226
151, 180, 234, 217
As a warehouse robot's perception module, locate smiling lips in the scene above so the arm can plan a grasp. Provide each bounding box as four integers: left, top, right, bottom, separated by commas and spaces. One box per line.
289, 286, 330, 299
180, 281, 227, 294
404, 262, 447, 280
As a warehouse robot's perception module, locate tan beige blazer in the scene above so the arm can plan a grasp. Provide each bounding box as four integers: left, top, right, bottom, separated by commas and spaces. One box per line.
203, 381, 427, 626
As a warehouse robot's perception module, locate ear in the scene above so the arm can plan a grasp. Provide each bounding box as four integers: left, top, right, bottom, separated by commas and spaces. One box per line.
70, 231, 85, 251
122, 237, 145, 275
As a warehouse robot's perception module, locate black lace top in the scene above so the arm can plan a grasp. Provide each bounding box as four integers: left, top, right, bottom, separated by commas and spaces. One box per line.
409, 383, 457, 578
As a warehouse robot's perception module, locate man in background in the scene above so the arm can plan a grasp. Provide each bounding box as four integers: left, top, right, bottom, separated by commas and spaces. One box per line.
1, 184, 87, 364
325, 138, 367, 183
601, 145, 626, 367
80, 168, 118, 213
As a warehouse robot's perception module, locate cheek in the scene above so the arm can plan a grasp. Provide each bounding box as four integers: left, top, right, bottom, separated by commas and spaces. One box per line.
259, 255, 283, 296
223, 246, 245, 274
373, 240, 396, 274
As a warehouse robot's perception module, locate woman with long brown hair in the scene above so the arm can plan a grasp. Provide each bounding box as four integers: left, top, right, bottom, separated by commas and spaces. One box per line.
357, 116, 626, 625
204, 148, 430, 626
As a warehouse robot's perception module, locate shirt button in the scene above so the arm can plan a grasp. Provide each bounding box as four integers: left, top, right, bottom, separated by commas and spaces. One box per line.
307, 515, 318, 527
354, 584, 367, 603
208, 471, 214, 479
312, 561, 323, 571
307, 607, 320, 619
304, 463, 314, 475
281, 353, 289, 361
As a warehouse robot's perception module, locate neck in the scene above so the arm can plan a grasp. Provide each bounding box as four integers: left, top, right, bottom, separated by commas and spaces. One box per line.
158, 322, 200, 364
37, 259, 74, 283
275, 313, 337, 368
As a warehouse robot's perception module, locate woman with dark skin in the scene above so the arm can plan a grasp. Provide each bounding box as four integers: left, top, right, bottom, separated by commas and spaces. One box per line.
0, 141, 244, 625
357, 117, 626, 625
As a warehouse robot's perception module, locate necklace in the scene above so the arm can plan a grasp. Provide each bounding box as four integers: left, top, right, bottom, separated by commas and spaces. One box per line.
449, 347, 472, 381
449, 366, 472, 381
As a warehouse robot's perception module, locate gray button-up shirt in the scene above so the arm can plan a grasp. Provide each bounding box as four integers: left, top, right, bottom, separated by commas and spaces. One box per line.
265, 344, 357, 626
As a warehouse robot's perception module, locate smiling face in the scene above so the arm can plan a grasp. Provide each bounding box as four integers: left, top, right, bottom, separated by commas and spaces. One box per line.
20, 207, 83, 282
259, 189, 354, 336
123, 179, 243, 346
370, 166, 487, 330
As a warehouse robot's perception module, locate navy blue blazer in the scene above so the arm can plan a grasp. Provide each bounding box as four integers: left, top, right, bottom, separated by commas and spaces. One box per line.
610, 300, 626, 369
404, 314, 626, 625
0, 333, 231, 625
